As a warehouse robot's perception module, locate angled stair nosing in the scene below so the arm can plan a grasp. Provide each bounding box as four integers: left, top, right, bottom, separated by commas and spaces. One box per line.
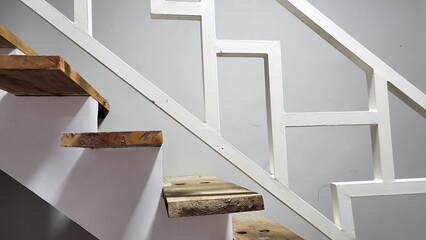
61, 131, 163, 148
233, 214, 304, 240
0, 55, 110, 114
162, 176, 264, 218
0, 24, 37, 55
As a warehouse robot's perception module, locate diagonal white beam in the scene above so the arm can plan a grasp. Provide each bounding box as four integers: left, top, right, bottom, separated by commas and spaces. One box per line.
284, 111, 378, 127
388, 81, 426, 118
275, 0, 426, 117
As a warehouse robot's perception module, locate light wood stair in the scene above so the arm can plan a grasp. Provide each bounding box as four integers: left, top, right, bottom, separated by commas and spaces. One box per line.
0, 24, 109, 120
61, 131, 163, 148
233, 214, 303, 240
162, 176, 264, 218
0, 55, 109, 116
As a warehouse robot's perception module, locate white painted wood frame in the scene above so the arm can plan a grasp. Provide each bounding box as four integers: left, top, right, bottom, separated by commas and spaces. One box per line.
216, 39, 288, 186
19, 0, 426, 239
74, 0, 92, 36
151, 0, 221, 132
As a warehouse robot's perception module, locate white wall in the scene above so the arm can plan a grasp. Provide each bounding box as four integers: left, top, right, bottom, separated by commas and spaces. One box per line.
0, 0, 424, 239
0, 91, 232, 240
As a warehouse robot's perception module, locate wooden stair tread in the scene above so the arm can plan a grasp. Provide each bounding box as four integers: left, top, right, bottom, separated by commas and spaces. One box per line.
0, 55, 110, 114
233, 215, 303, 240
0, 24, 37, 55
163, 176, 264, 218
61, 131, 163, 148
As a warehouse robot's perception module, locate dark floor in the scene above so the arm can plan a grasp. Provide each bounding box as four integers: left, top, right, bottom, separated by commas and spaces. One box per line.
0, 170, 97, 240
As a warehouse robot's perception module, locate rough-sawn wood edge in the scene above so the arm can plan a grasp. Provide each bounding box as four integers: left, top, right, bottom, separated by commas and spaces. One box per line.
61, 131, 163, 148
233, 214, 303, 240
0, 55, 110, 114
163, 176, 264, 218
0, 24, 37, 55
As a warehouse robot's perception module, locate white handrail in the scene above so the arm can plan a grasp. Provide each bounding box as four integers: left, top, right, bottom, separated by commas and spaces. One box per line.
20, 0, 426, 239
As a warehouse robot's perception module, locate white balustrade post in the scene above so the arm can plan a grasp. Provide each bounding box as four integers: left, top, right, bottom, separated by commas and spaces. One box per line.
200, 0, 221, 131
266, 43, 288, 185
74, 0, 92, 36
367, 72, 395, 182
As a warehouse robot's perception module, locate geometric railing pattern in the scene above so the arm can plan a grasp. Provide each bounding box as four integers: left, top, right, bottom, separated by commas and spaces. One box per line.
20, 0, 426, 239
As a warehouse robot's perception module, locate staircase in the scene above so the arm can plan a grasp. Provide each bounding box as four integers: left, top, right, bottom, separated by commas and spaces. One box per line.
0, 24, 302, 240
2, 0, 425, 238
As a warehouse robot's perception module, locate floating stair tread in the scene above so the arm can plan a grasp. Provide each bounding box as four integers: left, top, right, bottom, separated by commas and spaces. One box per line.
0, 24, 37, 55
0, 55, 109, 113
61, 131, 163, 148
233, 214, 303, 240
163, 176, 264, 218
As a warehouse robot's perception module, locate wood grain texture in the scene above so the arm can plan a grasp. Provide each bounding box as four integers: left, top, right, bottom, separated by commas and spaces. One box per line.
233, 214, 303, 240
163, 176, 264, 218
0, 24, 37, 55
61, 131, 163, 148
0, 55, 110, 113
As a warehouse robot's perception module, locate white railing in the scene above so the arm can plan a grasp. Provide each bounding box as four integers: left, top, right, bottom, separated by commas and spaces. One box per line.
20, 0, 426, 239
73, 0, 92, 36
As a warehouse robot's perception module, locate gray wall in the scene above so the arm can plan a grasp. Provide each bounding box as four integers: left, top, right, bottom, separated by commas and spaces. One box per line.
0, 0, 425, 239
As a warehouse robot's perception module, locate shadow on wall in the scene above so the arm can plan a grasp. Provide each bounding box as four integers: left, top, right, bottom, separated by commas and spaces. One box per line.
53, 148, 163, 240
0, 91, 231, 239
0, 170, 98, 240
0, 92, 92, 185
52, 147, 232, 240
